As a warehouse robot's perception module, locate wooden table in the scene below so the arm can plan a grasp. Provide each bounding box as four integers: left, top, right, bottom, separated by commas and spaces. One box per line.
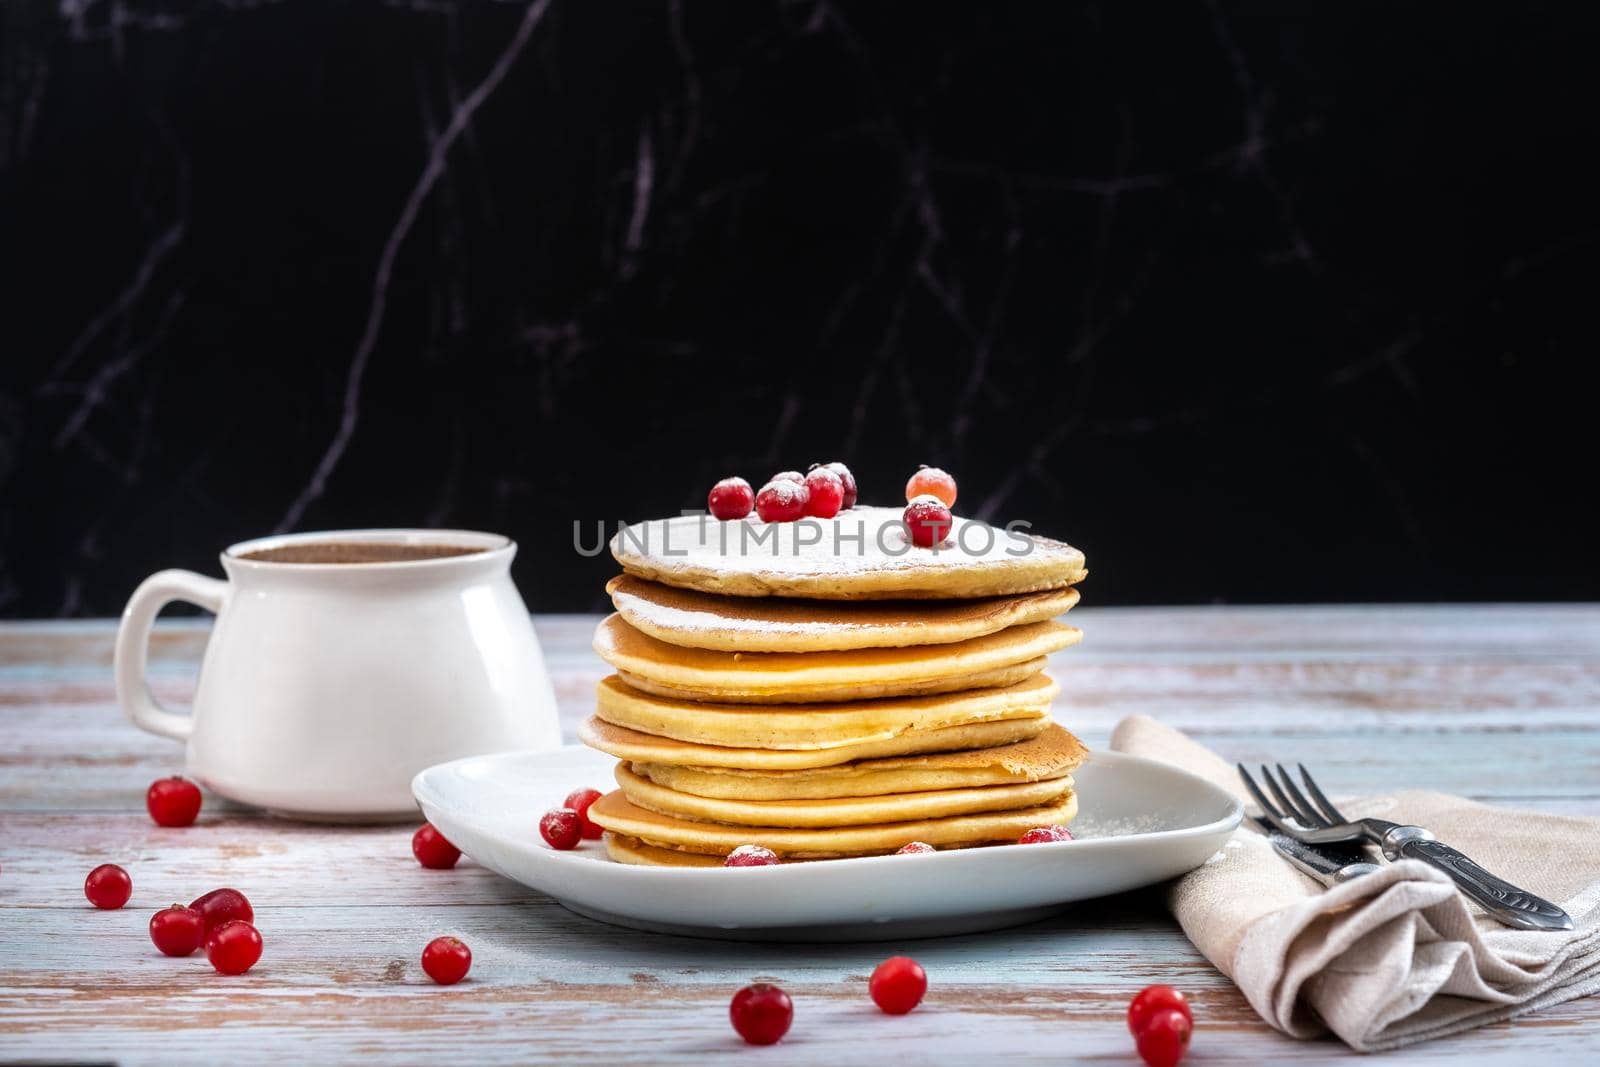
2, 607, 1597, 1064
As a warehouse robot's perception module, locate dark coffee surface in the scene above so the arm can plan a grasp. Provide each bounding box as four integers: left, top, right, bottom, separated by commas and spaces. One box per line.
240, 543, 486, 565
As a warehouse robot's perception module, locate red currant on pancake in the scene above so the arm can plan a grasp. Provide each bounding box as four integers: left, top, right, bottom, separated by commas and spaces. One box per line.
905, 465, 957, 507
707, 477, 754, 520
770, 470, 805, 485
755, 480, 808, 523
821, 462, 857, 509
803, 467, 844, 518
903, 496, 952, 548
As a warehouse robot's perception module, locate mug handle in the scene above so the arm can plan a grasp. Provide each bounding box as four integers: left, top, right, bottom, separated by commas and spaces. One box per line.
114, 569, 230, 742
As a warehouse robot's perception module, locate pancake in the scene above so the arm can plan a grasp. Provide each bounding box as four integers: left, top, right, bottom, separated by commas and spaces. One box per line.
605, 834, 1001, 866
610, 506, 1087, 600
593, 614, 1079, 704
615, 762, 1074, 828
588, 789, 1079, 859
607, 835, 728, 867
607, 574, 1081, 652
592, 673, 1058, 750
579, 714, 1054, 770
629, 723, 1089, 800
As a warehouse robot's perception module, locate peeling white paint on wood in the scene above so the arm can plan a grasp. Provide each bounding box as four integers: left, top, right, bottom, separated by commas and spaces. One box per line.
1, 608, 1597, 1065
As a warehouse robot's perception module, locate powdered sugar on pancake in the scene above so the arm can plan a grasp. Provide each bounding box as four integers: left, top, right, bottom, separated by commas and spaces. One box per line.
611, 586, 871, 636
609, 506, 1085, 600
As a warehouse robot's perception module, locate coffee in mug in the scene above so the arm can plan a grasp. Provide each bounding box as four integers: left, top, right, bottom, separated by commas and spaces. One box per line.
114, 529, 561, 821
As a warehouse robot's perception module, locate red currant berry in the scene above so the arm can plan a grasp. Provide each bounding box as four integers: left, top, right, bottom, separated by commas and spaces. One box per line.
724, 844, 780, 867
206, 919, 263, 975
822, 462, 858, 509
1135, 1007, 1192, 1067
1017, 826, 1073, 844
707, 477, 755, 520
755, 480, 808, 523
421, 936, 473, 985
149, 905, 206, 957
869, 956, 928, 1015
190, 887, 253, 933
145, 776, 202, 827
1128, 984, 1192, 1035
903, 496, 953, 548
84, 864, 132, 909
730, 982, 793, 1045
802, 467, 844, 518
895, 841, 935, 854
905, 465, 958, 507
540, 807, 582, 850
412, 823, 462, 869
770, 470, 805, 485
564, 788, 605, 840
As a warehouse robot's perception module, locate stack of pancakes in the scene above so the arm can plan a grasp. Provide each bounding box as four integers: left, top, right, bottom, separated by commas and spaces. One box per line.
581, 506, 1089, 865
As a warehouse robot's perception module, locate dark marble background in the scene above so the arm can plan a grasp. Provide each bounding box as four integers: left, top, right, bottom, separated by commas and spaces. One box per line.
2, 1, 1596, 616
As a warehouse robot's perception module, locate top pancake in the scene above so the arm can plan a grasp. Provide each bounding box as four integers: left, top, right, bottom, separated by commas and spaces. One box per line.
610, 506, 1087, 600
607, 574, 1080, 652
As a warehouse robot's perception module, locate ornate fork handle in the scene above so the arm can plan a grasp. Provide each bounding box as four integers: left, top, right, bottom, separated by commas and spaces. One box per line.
1386, 828, 1573, 931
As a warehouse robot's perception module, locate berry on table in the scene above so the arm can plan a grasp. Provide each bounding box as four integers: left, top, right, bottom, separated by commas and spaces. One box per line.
869, 956, 928, 1015
1017, 826, 1073, 845
206, 920, 263, 975
540, 808, 582, 850
905, 465, 957, 507
146, 776, 203, 827
413, 823, 462, 869
730, 982, 793, 1045
1128, 984, 1191, 1035
564, 788, 605, 840
708, 477, 755, 521
149, 905, 206, 957
724, 844, 780, 867
1135, 1006, 1192, 1067
755, 479, 808, 523
821, 462, 857, 509
422, 936, 473, 985
84, 864, 132, 909
190, 887, 254, 933
803, 467, 845, 519
903, 496, 953, 548
770, 470, 805, 485
895, 841, 935, 854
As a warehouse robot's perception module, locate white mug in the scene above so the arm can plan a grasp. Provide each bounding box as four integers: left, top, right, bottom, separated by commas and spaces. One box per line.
114, 529, 561, 821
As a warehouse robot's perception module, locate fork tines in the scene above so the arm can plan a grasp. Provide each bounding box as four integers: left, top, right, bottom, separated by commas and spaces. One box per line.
1237, 763, 1349, 833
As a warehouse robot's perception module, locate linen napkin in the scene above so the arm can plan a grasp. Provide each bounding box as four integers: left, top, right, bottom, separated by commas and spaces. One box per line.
1110, 714, 1600, 1051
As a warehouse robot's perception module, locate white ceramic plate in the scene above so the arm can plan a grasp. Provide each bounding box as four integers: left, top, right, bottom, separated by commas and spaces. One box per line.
412, 745, 1241, 941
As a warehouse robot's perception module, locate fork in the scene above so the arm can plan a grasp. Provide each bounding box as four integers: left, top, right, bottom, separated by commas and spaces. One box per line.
1238, 762, 1573, 931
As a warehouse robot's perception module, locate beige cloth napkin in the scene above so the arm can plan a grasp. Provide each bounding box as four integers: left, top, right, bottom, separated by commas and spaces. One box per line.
1110, 714, 1600, 1051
